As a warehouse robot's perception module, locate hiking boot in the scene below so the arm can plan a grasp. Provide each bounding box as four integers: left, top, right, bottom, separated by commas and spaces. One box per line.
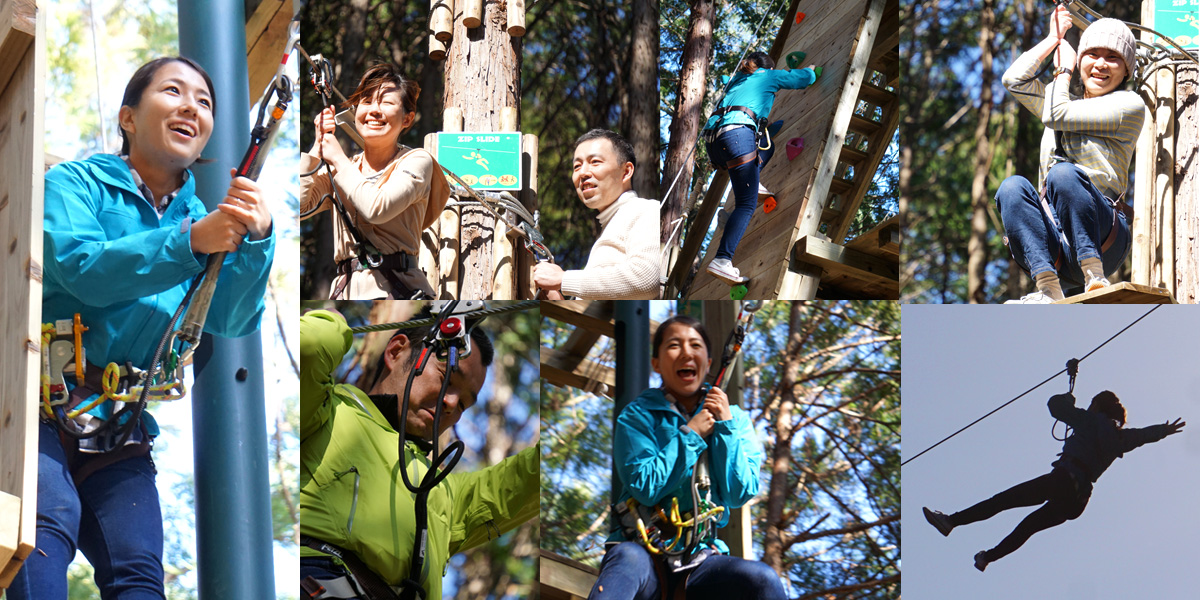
707, 258, 748, 285
974, 551, 989, 572
1084, 272, 1111, 292
923, 507, 954, 537
1003, 291, 1055, 304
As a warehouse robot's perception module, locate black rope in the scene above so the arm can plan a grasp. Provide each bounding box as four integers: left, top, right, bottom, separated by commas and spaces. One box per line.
901, 305, 1162, 467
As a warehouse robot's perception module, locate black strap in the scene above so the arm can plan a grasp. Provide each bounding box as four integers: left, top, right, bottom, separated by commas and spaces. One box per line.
709, 105, 767, 132
330, 255, 425, 300
301, 535, 405, 600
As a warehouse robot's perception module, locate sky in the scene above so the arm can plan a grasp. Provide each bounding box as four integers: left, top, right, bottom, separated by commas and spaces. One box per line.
902, 305, 1200, 599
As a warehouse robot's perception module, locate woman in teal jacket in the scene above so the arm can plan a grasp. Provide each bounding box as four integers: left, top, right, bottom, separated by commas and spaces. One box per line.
702, 52, 819, 285
9, 56, 274, 600
588, 315, 785, 600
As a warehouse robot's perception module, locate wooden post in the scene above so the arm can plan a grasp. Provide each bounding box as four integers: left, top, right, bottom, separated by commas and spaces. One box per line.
443, 106, 463, 132
507, 0, 526, 37
429, 35, 447, 61
0, 2, 42, 587
463, 0, 482, 29
500, 106, 518, 132
521, 133, 539, 298
431, 0, 454, 42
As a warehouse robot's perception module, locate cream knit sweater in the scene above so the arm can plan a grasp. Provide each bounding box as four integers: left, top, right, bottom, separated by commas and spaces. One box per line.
560, 190, 661, 299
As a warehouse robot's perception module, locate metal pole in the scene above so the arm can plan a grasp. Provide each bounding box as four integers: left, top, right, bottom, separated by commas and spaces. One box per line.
612, 301, 650, 506
179, 2, 276, 597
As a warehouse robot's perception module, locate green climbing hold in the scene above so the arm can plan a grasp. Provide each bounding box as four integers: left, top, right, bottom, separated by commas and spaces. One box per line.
731, 284, 748, 300
786, 51, 807, 70
812, 66, 822, 81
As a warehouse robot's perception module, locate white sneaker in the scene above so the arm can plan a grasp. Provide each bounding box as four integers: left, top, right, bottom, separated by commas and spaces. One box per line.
758, 183, 771, 197
1084, 272, 1111, 292
707, 258, 748, 285
1003, 291, 1055, 304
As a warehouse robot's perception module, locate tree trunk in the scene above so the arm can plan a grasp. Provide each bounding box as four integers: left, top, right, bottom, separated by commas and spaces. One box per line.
659, 0, 715, 245
628, 0, 660, 197
1007, 0, 1036, 298
966, 1, 995, 303
443, 0, 523, 298
761, 302, 804, 572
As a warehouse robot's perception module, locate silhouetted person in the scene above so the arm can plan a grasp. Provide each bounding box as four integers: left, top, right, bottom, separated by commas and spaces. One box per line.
923, 391, 1184, 571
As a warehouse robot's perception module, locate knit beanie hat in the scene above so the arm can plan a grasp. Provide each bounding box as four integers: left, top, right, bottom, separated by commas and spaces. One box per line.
1077, 18, 1136, 78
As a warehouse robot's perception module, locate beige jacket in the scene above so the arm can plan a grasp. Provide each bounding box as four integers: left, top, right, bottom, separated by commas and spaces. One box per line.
560, 190, 662, 300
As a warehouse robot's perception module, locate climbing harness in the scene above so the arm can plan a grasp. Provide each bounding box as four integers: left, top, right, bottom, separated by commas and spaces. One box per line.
902, 305, 1162, 467
1052, 358, 1080, 441
616, 302, 762, 573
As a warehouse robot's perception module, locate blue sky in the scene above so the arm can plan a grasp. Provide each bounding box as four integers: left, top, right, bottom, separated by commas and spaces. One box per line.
902, 305, 1200, 598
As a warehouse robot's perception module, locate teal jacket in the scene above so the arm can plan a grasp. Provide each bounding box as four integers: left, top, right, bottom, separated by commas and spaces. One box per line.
609, 388, 764, 551
1048, 393, 1172, 483
704, 68, 817, 131
299, 311, 539, 597
43, 154, 274, 370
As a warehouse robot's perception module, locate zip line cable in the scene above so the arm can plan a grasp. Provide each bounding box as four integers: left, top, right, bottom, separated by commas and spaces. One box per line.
901, 304, 1163, 467
348, 300, 540, 334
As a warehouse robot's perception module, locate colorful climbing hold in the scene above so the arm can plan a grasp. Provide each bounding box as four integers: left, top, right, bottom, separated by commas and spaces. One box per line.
762, 196, 776, 214
812, 66, 823, 81
786, 137, 804, 161
786, 51, 807, 70
730, 284, 748, 300
796, 12, 806, 25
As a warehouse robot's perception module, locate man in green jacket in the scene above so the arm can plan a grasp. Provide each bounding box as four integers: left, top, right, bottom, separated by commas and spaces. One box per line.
299, 309, 539, 599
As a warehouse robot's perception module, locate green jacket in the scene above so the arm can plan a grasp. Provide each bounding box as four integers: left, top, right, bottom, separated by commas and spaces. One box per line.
299, 310, 539, 598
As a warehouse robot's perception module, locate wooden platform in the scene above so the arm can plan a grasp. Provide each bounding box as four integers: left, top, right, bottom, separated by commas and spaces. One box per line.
539, 550, 599, 600
791, 216, 900, 299
1055, 282, 1177, 304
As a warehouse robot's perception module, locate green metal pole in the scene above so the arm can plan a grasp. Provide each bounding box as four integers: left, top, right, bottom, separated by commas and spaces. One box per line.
179, 1, 276, 597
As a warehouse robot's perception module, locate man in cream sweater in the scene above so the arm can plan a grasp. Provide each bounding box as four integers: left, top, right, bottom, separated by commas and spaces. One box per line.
533, 129, 661, 299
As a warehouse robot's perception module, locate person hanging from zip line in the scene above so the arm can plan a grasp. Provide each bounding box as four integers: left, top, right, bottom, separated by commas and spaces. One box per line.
699, 51, 820, 286
923, 391, 1184, 572
531, 129, 662, 300
586, 315, 786, 600
8, 56, 275, 600
301, 63, 450, 300
299, 306, 538, 600
996, 8, 1143, 303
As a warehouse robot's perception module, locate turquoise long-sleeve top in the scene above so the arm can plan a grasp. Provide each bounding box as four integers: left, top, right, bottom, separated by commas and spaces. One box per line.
43, 153, 275, 371
608, 387, 765, 552
703, 67, 817, 131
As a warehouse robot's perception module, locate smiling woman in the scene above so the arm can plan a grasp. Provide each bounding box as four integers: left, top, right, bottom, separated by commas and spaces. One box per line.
299, 63, 451, 300
7, 55, 276, 600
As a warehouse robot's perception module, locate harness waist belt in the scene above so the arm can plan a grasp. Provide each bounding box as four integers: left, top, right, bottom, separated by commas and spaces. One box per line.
336, 252, 417, 276
301, 535, 404, 600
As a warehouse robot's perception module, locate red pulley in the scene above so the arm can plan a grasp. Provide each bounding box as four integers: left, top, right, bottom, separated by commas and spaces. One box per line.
440, 317, 463, 336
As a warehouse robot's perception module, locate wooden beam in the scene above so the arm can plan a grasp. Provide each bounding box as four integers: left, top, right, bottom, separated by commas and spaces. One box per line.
540, 347, 615, 396
245, 0, 290, 104
1054, 282, 1176, 304
793, 235, 898, 289
877, 223, 900, 257
0, 492, 20, 582
0, 0, 35, 93
541, 300, 616, 337
546, 301, 612, 373
539, 550, 598, 600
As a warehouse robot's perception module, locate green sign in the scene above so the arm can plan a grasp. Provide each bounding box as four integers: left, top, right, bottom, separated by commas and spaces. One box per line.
436, 132, 523, 191
1154, 0, 1199, 50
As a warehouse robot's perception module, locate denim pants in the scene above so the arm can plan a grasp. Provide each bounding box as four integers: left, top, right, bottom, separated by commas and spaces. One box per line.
587, 542, 786, 600
950, 468, 1091, 563
995, 162, 1130, 287
706, 125, 776, 262
6, 421, 165, 600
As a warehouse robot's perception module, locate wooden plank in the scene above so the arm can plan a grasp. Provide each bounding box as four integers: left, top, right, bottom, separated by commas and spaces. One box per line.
539, 550, 598, 600
0, 10, 42, 589
245, 0, 290, 104
1055, 282, 1176, 304
793, 235, 898, 289
0, 0, 35, 93
541, 300, 615, 337
540, 347, 615, 396
546, 301, 612, 372
0, 491, 19, 579
856, 81, 895, 107
877, 223, 899, 256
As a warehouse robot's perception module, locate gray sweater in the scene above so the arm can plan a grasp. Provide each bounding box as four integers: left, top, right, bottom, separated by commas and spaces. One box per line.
1048, 393, 1170, 483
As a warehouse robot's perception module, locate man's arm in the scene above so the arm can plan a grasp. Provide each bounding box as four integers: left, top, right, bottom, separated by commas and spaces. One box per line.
447, 444, 540, 554
1120, 418, 1185, 454
299, 310, 353, 440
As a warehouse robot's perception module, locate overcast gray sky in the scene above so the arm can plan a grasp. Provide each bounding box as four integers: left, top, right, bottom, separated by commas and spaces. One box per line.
901, 305, 1200, 599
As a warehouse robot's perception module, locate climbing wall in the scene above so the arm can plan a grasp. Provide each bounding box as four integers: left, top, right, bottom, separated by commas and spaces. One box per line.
688, 0, 899, 300
0, 0, 42, 588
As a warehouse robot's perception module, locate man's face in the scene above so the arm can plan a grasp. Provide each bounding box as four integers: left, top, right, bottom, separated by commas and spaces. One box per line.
382, 334, 488, 439
572, 137, 633, 211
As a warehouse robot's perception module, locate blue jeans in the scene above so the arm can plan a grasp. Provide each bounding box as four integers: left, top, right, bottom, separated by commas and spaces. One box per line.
706, 126, 776, 262
995, 163, 1130, 287
587, 542, 786, 600
6, 421, 164, 600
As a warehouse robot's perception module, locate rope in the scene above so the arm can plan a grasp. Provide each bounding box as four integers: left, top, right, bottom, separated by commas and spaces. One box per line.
349, 300, 540, 334
901, 304, 1162, 467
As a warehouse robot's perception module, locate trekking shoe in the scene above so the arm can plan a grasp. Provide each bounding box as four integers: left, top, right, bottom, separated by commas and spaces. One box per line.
1084, 272, 1111, 292
922, 507, 954, 537
707, 258, 749, 285
974, 551, 989, 572
1003, 291, 1055, 304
